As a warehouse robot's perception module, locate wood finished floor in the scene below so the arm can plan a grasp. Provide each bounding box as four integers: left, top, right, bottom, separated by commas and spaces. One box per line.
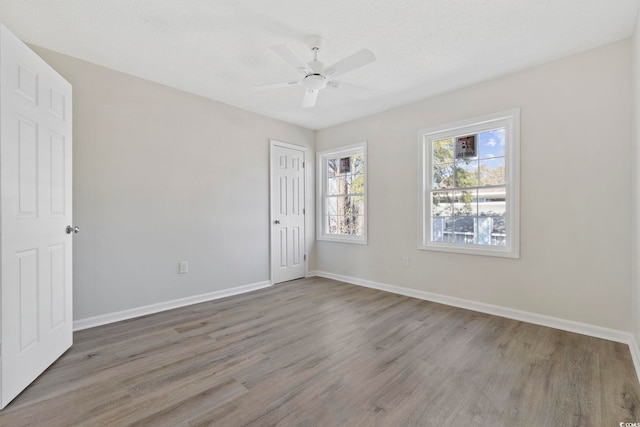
1, 277, 638, 426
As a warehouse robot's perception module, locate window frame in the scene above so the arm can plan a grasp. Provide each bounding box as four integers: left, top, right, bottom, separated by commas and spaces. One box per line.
418, 109, 520, 258
317, 141, 368, 244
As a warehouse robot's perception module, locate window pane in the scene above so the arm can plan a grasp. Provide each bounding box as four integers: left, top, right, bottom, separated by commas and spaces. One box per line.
327, 216, 338, 234
335, 216, 348, 234
477, 217, 493, 245
350, 195, 365, 216
338, 157, 350, 174
432, 191, 453, 216
351, 216, 365, 235
331, 215, 363, 235
327, 159, 338, 178
453, 190, 476, 216
348, 173, 365, 194
337, 195, 350, 216
327, 195, 363, 235
432, 138, 454, 164
432, 216, 454, 242
454, 134, 477, 160
453, 217, 476, 244
339, 174, 350, 194
478, 128, 505, 159
455, 160, 478, 187
327, 177, 340, 196
479, 157, 505, 186
353, 153, 364, 174
433, 163, 455, 189
491, 217, 506, 246
478, 187, 506, 216
326, 196, 338, 216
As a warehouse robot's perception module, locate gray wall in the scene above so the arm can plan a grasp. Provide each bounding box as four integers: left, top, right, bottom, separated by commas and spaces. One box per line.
33, 46, 315, 321
315, 40, 632, 331
33, 38, 636, 334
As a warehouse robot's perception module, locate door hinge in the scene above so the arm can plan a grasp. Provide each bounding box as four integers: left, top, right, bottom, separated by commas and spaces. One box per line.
303, 208, 305, 214
304, 254, 307, 261
302, 161, 305, 168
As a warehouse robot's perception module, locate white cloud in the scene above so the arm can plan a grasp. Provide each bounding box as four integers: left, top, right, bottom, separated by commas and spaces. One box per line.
486, 138, 497, 147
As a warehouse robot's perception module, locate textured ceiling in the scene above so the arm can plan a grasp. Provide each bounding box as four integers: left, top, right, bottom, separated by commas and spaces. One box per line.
0, 0, 638, 130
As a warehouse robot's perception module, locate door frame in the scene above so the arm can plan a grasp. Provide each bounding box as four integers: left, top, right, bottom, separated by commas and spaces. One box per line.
269, 139, 308, 284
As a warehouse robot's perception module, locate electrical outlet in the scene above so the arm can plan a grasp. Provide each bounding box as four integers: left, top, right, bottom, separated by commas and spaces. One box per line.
402, 256, 409, 268
179, 261, 188, 274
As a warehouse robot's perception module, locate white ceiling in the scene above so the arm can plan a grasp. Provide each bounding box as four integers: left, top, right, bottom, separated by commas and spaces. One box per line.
0, 1, 638, 130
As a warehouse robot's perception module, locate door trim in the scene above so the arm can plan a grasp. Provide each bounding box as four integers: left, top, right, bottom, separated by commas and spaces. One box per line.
269, 139, 308, 284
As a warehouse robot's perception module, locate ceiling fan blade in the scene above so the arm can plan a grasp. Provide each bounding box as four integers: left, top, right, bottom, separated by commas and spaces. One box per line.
270, 44, 310, 74
302, 88, 319, 108
325, 49, 376, 77
328, 80, 373, 99
254, 80, 301, 91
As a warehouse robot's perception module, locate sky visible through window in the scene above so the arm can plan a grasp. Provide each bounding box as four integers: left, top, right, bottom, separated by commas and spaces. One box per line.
478, 128, 505, 159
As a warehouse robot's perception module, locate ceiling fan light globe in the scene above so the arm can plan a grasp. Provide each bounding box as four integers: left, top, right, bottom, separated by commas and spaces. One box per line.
303, 74, 327, 90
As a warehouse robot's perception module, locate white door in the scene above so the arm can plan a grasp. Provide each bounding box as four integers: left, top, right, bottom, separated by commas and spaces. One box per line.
0, 24, 73, 409
270, 141, 305, 284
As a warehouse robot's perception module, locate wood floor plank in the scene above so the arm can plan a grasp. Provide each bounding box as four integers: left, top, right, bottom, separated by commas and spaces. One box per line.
0, 277, 638, 426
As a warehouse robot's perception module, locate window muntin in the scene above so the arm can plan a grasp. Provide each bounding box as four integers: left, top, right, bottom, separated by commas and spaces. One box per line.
317, 143, 367, 244
419, 110, 519, 257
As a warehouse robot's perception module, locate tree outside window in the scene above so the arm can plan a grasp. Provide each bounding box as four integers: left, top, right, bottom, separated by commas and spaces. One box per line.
318, 142, 367, 244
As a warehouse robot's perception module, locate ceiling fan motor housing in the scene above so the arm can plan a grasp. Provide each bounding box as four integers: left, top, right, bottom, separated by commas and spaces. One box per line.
305, 53, 327, 90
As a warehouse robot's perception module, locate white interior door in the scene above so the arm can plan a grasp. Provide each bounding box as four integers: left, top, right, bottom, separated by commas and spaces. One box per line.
270, 141, 305, 284
0, 24, 73, 409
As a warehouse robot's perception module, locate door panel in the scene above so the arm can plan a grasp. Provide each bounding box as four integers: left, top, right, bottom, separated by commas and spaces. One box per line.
49, 243, 66, 327
18, 117, 38, 215
271, 142, 305, 284
17, 249, 39, 349
49, 132, 66, 215
1, 24, 73, 409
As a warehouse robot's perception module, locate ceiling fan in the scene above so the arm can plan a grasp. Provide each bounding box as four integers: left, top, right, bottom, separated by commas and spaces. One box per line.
255, 35, 376, 108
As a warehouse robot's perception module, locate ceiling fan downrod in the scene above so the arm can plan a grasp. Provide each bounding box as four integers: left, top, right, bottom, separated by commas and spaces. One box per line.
303, 38, 327, 90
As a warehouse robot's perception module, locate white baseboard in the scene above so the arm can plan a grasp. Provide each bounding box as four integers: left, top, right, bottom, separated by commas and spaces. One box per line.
308, 270, 640, 381
73, 280, 272, 331
73, 271, 640, 384
629, 336, 640, 384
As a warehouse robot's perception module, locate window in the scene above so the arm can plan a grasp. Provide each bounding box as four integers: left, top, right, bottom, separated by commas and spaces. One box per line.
418, 109, 520, 257
317, 142, 367, 244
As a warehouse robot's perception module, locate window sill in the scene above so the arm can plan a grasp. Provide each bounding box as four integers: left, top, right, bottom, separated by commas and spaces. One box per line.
419, 242, 519, 258
318, 234, 368, 245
